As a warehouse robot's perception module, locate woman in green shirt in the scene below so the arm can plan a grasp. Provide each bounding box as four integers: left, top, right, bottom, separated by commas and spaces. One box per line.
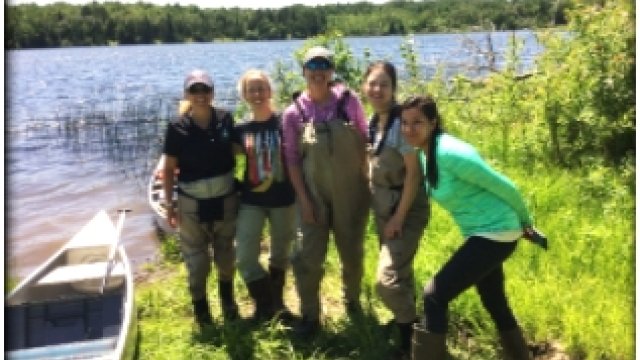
400, 95, 534, 360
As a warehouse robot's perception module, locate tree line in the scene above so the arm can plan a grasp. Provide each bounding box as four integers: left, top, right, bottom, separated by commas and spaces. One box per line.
6, 0, 567, 49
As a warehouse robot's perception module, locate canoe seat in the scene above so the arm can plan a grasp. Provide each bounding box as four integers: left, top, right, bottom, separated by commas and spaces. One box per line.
37, 262, 126, 286
7, 336, 117, 360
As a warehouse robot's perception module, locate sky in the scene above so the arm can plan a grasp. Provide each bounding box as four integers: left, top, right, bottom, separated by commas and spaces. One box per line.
7, 0, 391, 9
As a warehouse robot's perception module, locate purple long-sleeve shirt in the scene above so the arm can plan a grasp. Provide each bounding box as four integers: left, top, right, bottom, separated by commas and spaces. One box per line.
282, 84, 368, 166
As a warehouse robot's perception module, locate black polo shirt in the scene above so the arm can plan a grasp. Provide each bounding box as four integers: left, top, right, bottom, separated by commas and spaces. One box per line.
163, 107, 235, 183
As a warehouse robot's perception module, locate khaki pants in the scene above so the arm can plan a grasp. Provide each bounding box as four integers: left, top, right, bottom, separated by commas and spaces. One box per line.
291, 119, 370, 320
177, 193, 238, 301
235, 203, 296, 283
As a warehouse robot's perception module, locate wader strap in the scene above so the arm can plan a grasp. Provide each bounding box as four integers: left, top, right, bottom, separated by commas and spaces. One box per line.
292, 91, 311, 124
369, 105, 400, 156
336, 89, 351, 124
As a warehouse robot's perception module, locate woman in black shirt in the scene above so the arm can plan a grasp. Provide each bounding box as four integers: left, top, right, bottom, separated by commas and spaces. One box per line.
162, 69, 239, 327
234, 69, 296, 323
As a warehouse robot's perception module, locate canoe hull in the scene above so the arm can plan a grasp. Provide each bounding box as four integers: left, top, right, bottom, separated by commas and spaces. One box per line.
6, 210, 137, 360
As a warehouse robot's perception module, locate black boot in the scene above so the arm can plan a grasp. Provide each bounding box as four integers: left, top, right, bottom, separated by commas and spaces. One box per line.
269, 266, 295, 323
218, 280, 239, 321
292, 315, 320, 339
412, 323, 447, 360
392, 321, 414, 359
192, 297, 213, 326
387, 320, 414, 360
346, 299, 363, 316
499, 327, 531, 360
246, 276, 275, 322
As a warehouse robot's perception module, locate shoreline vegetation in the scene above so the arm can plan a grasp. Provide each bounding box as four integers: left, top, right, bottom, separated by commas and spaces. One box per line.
135, 1, 633, 358
139, 1, 634, 358
7, 0, 634, 359
6, 0, 568, 49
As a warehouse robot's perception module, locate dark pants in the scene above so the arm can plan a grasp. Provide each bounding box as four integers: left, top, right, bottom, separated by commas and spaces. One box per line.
423, 236, 519, 334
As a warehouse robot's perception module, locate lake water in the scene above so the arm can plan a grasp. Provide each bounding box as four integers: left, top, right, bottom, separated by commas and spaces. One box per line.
6, 31, 543, 280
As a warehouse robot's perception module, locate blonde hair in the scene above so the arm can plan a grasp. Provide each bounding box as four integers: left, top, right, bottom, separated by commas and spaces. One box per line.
236, 69, 273, 101
178, 100, 192, 116
178, 98, 215, 117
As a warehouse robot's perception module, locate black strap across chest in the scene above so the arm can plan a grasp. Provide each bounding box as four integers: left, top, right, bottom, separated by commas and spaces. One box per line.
369, 104, 401, 156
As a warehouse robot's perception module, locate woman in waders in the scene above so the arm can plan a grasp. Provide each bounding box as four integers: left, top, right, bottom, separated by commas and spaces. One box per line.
363, 61, 429, 360
233, 69, 296, 323
400, 95, 534, 360
162, 69, 239, 327
282, 46, 370, 337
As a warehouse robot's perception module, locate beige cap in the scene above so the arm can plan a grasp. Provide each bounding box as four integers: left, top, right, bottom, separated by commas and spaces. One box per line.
303, 46, 334, 65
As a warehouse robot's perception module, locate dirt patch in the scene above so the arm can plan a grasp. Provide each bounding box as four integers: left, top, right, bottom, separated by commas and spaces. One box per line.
530, 340, 572, 360
134, 263, 176, 285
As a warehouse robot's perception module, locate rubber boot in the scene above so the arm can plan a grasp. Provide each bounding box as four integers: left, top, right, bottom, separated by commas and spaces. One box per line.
292, 315, 320, 339
218, 280, 239, 321
246, 276, 275, 322
192, 297, 213, 326
389, 321, 413, 360
412, 323, 447, 360
396, 321, 414, 359
269, 266, 295, 323
499, 327, 531, 360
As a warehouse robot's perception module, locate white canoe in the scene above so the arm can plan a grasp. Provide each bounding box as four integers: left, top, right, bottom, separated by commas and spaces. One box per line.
6, 210, 137, 360
147, 157, 177, 233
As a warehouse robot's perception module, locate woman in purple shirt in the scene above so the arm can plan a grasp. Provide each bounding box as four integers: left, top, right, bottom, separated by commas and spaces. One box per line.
282, 46, 370, 337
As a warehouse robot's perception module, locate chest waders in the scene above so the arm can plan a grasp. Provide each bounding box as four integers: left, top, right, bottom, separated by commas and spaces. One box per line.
291, 90, 370, 321
370, 121, 429, 355
370, 118, 430, 351
172, 111, 240, 325
370, 136, 429, 225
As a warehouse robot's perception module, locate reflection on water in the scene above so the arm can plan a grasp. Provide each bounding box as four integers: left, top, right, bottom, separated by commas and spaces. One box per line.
7, 32, 543, 281
7, 99, 181, 280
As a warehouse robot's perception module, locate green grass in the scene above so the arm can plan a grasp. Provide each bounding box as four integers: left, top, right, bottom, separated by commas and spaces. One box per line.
135, 164, 633, 359
136, 12, 635, 356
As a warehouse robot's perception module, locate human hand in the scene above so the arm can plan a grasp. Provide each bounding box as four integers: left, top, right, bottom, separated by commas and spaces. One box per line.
300, 198, 318, 225
154, 167, 164, 180
166, 207, 180, 228
383, 215, 403, 240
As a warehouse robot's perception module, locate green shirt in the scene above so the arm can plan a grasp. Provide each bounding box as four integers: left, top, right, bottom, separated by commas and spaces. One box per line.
419, 133, 532, 238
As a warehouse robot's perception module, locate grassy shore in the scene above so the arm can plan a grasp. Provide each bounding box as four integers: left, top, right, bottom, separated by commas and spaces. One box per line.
134, 163, 633, 359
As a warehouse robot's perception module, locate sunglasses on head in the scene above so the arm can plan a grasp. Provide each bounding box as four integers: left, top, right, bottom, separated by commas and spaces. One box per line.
188, 84, 212, 94
304, 59, 333, 71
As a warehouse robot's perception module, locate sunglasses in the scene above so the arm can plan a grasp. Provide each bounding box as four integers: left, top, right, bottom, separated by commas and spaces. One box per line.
304, 59, 333, 71
188, 84, 212, 95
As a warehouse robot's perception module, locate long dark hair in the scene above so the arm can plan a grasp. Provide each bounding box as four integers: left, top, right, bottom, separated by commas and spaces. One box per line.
400, 95, 444, 189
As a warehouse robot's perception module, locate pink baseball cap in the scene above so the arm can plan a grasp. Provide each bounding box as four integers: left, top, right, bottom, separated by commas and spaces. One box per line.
184, 69, 214, 90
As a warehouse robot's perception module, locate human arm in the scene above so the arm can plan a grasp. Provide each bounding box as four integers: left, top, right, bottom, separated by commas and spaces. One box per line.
282, 106, 317, 224
384, 150, 421, 240
154, 154, 166, 179
231, 120, 245, 156
443, 142, 533, 227
163, 154, 179, 228
344, 91, 369, 139
288, 164, 317, 224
